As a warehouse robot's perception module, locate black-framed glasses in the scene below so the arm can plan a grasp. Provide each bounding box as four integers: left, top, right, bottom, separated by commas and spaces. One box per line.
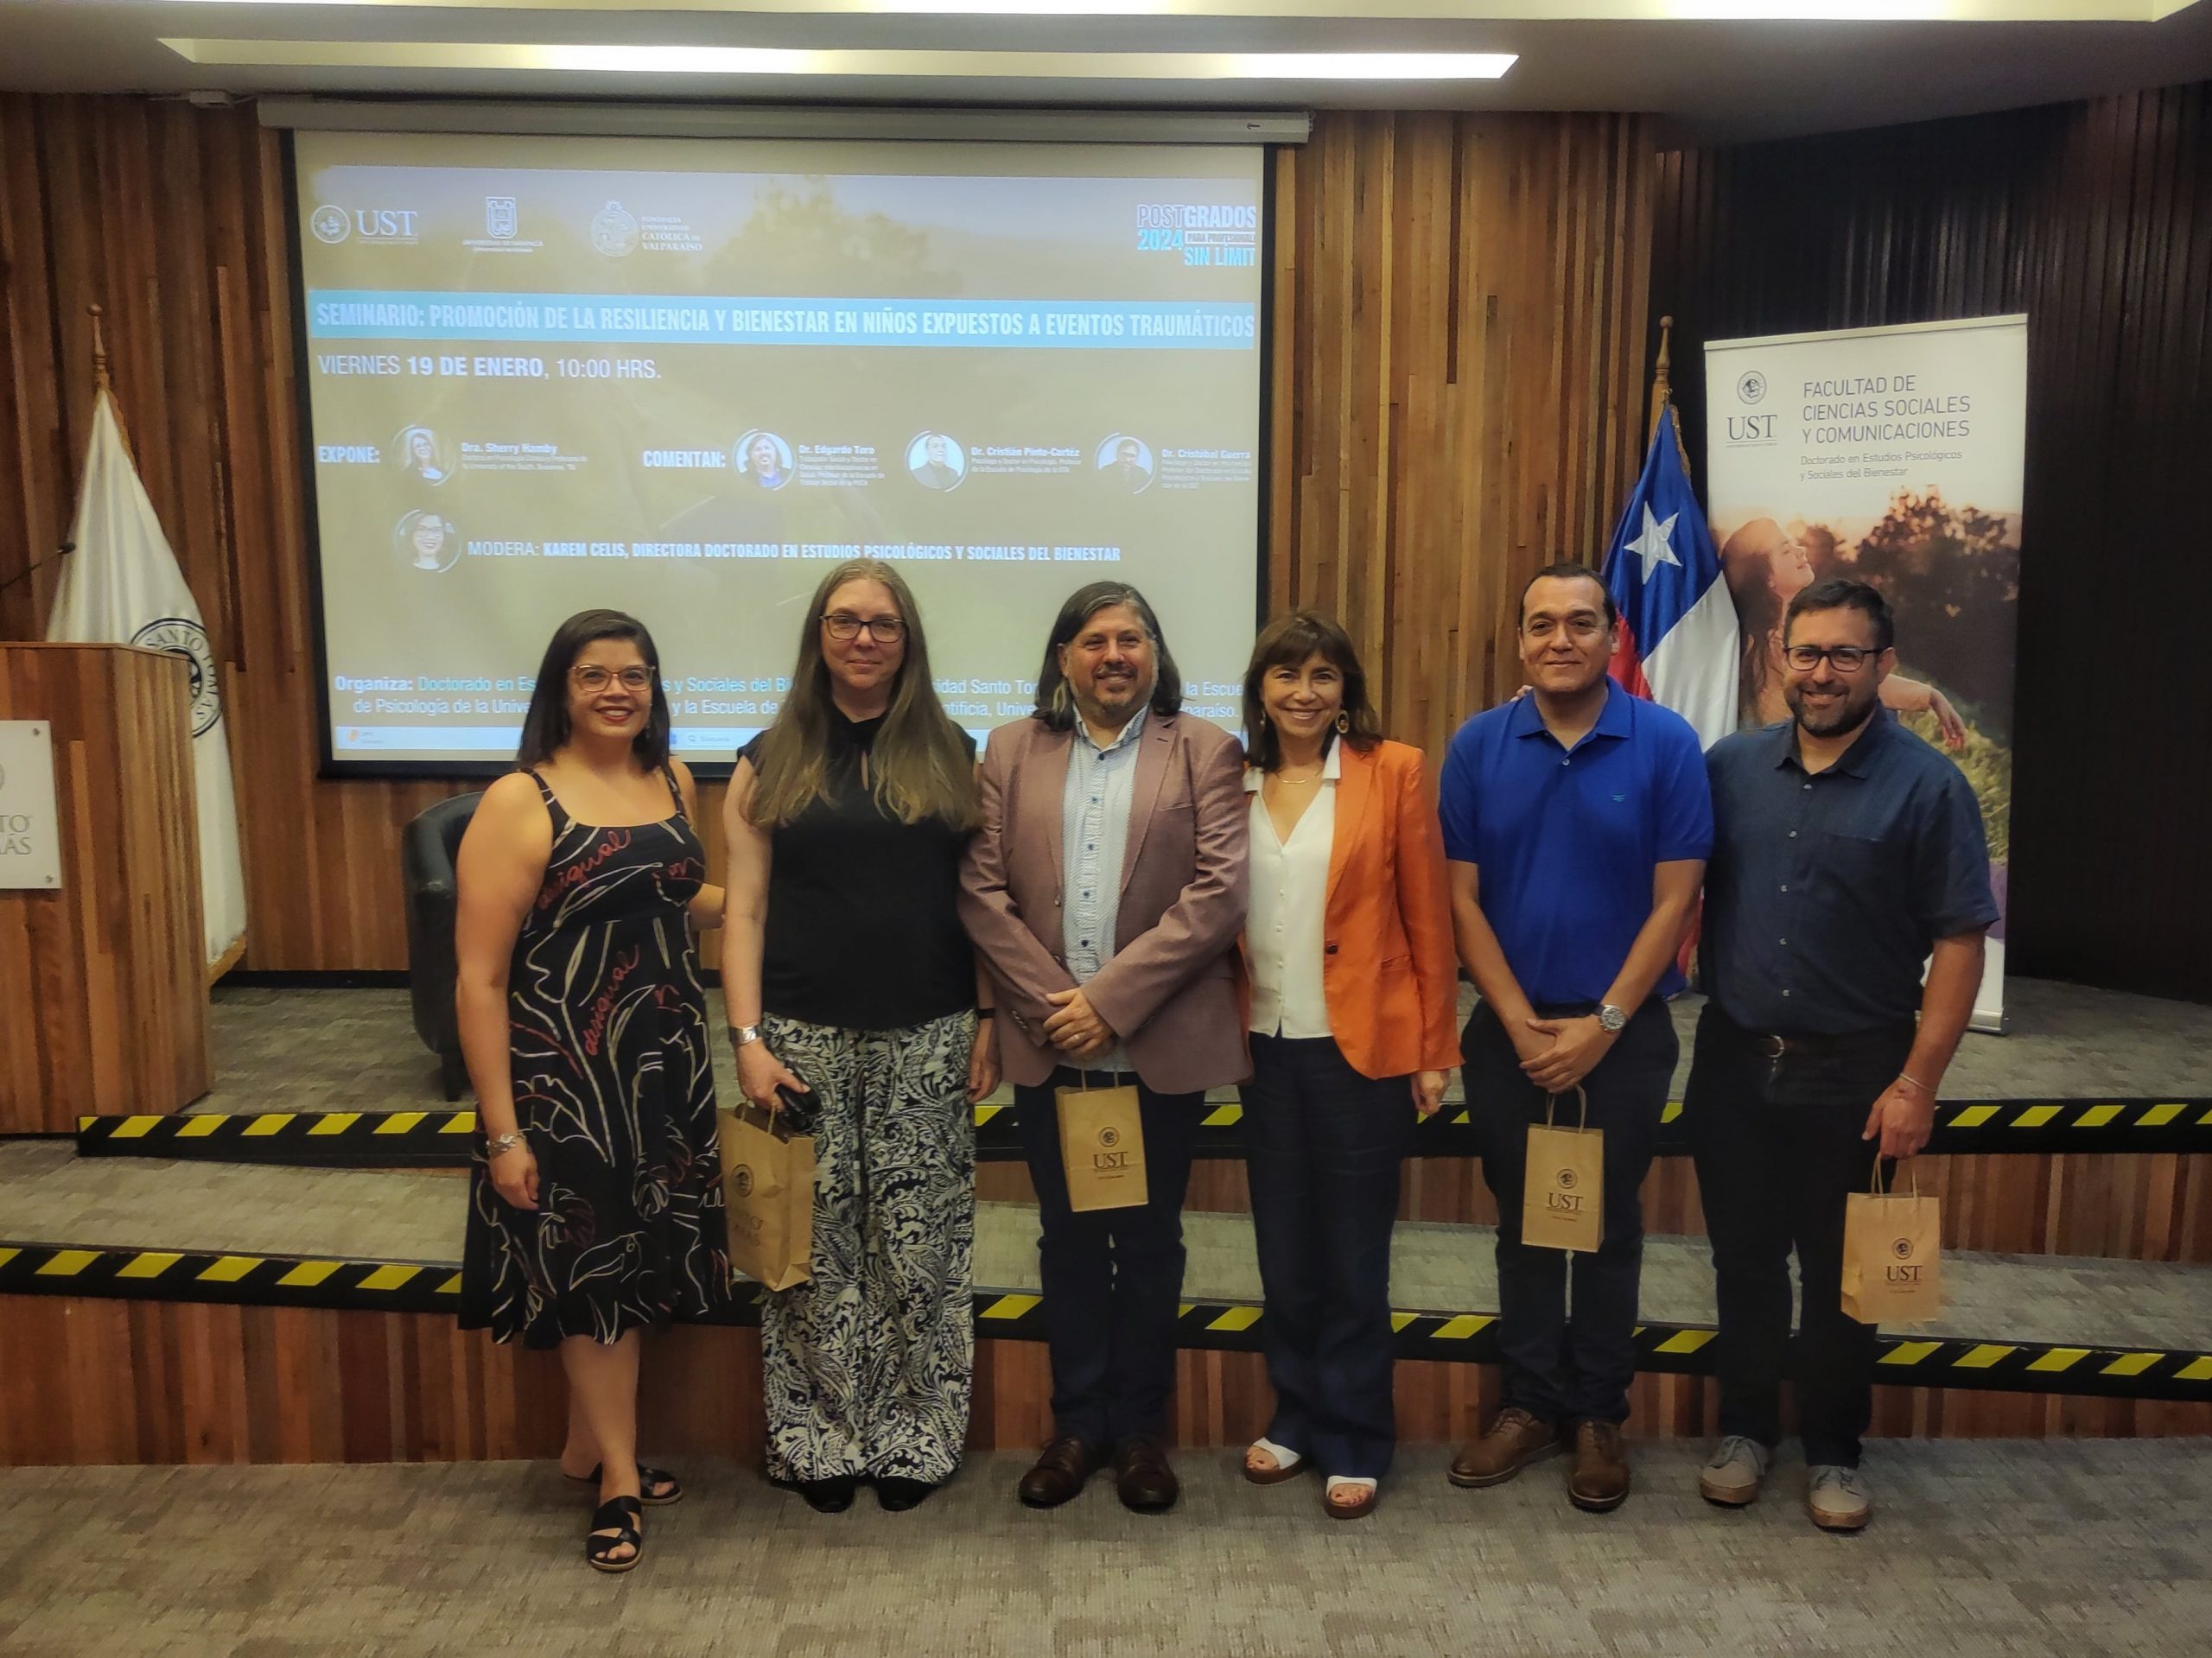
570, 664, 656, 692
1783, 644, 1879, 673
823, 613, 906, 643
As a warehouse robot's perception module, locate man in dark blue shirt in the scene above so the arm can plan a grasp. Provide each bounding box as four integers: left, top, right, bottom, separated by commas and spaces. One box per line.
1689, 578, 1996, 1534
1438, 562, 1712, 1514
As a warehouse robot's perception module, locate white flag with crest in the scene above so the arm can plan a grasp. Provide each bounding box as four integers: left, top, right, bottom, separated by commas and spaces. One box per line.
48, 389, 247, 966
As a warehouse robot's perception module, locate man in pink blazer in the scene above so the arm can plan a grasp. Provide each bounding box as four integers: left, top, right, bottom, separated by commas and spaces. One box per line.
959, 581, 1249, 1515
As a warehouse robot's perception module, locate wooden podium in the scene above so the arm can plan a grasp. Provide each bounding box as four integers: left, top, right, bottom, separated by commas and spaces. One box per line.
0, 644, 210, 1129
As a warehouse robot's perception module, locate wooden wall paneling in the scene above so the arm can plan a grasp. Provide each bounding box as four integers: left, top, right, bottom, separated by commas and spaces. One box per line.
7, 1294, 2207, 1468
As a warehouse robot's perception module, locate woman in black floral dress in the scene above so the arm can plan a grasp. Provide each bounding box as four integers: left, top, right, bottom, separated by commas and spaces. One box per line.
457, 609, 729, 1572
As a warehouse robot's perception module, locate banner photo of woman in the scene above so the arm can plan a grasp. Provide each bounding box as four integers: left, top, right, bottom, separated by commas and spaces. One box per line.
1704, 315, 2026, 1030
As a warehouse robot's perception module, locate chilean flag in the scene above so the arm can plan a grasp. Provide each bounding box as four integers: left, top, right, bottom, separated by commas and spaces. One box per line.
1604, 406, 1740, 750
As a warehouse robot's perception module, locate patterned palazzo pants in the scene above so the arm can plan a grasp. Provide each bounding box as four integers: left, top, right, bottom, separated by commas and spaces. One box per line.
759, 1009, 977, 1483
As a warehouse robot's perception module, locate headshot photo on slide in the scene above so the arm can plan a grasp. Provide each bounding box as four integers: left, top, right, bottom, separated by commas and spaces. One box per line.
394, 424, 452, 486
908, 430, 966, 492
1096, 433, 1154, 494
395, 509, 461, 575
736, 429, 794, 491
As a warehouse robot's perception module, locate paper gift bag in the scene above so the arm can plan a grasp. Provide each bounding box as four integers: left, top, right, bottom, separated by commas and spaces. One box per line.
1840, 1157, 1942, 1324
717, 1102, 816, 1292
1522, 1086, 1604, 1254
1057, 1077, 1147, 1212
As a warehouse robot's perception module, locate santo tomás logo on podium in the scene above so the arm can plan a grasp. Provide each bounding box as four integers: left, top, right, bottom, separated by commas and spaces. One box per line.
130, 618, 221, 738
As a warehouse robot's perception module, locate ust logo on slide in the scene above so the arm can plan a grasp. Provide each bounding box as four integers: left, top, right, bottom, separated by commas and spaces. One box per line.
1737, 370, 1768, 404
485, 197, 518, 240
315, 205, 419, 245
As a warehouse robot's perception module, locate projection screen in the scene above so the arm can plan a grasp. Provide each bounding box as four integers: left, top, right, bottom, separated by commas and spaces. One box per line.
291, 130, 1268, 771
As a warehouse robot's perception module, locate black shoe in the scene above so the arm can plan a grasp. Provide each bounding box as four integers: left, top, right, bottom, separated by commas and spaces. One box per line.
793, 1475, 859, 1513
874, 1476, 942, 1512
584, 1496, 644, 1574
565, 1462, 683, 1506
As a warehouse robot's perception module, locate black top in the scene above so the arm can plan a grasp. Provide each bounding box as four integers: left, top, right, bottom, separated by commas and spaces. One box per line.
740, 710, 977, 1032
1700, 712, 1999, 1037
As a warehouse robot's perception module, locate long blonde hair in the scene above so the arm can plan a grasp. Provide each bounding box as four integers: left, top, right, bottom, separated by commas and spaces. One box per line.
746, 560, 980, 831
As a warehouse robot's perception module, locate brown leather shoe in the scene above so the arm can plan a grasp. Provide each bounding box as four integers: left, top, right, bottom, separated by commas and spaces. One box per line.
1447, 1407, 1560, 1489
1113, 1435, 1180, 1513
1017, 1436, 1103, 1509
1567, 1420, 1630, 1513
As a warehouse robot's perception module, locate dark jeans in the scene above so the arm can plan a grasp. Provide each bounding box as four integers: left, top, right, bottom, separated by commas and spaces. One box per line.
1014, 1069, 1204, 1447
1684, 1005, 1913, 1468
1243, 1033, 1410, 1480
1465, 997, 1676, 1426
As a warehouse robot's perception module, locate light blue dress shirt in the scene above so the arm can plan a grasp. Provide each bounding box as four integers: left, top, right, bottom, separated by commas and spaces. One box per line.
1060, 704, 1149, 1075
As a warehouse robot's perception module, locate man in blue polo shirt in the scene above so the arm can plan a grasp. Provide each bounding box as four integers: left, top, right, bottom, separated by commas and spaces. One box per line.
1438, 561, 1711, 1513
1689, 578, 1994, 1534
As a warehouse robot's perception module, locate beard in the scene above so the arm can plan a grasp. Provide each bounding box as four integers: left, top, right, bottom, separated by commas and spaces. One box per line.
1786, 678, 1878, 736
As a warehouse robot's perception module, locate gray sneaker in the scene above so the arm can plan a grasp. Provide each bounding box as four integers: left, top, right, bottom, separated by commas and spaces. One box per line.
1698, 1436, 1772, 1506
1807, 1464, 1872, 1531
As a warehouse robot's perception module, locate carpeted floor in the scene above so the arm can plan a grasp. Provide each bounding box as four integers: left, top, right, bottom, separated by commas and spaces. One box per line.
0, 1442, 2205, 1656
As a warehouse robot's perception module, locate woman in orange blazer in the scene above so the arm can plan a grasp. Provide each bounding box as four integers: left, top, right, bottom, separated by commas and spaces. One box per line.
1236, 610, 1461, 1520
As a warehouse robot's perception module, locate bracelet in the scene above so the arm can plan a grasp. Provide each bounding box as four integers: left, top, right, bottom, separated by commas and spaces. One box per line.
1896, 1072, 1935, 1095
486, 1130, 527, 1159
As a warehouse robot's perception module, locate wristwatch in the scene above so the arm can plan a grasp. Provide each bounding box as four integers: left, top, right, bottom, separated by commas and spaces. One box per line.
731, 1023, 762, 1048
1595, 1003, 1629, 1035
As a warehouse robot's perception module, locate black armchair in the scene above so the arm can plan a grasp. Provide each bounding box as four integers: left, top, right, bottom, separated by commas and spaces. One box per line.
402, 790, 483, 1102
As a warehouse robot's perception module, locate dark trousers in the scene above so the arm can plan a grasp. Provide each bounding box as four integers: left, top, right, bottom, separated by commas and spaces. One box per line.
1014, 1069, 1203, 1446
1243, 1033, 1410, 1480
1684, 1006, 1911, 1468
1465, 997, 1676, 1426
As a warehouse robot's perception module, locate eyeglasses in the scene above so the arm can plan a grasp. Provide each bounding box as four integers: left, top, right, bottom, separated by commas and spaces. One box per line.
570, 665, 656, 692
1783, 644, 1880, 673
823, 613, 906, 644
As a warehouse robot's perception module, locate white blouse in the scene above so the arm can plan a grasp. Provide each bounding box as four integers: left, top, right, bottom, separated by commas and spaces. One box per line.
1244, 746, 1339, 1039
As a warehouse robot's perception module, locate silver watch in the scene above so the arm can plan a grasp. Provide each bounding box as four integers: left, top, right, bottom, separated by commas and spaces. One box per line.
1596, 1002, 1629, 1034
731, 1023, 763, 1047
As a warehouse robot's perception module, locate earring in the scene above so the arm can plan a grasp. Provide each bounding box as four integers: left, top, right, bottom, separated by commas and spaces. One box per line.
1335, 711, 1351, 734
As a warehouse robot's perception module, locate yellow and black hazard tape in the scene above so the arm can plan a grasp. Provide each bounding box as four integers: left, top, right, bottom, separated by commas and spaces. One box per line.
80, 1096, 2212, 1172
5, 1240, 2207, 1402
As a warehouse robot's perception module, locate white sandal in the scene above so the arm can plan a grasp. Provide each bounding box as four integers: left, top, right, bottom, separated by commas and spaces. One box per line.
1243, 1436, 1309, 1485
1325, 1476, 1379, 1520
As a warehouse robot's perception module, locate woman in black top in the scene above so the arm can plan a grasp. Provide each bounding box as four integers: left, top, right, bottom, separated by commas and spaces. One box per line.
722, 558, 995, 1514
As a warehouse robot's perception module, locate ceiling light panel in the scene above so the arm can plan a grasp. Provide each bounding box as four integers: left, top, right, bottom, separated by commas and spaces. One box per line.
163, 40, 1519, 78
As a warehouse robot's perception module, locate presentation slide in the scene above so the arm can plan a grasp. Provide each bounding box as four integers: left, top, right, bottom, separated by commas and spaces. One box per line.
292, 130, 1266, 769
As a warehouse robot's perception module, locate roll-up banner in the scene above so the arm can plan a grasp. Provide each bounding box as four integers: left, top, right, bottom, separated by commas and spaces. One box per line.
1705, 314, 2025, 1032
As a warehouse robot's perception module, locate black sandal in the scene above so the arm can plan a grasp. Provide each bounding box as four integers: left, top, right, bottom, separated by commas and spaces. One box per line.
565, 1463, 683, 1505
585, 1496, 644, 1573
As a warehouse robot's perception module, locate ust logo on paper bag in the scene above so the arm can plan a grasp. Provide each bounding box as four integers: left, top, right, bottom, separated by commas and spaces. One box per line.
1058, 1083, 1147, 1211
730, 1166, 754, 1197
1523, 1089, 1604, 1253
1840, 1161, 1942, 1323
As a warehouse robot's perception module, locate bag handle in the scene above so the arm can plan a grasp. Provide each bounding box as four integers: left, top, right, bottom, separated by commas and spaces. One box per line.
737, 1099, 795, 1140
1543, 1084, 1590, 1133
1866, 1153, 1919, 1197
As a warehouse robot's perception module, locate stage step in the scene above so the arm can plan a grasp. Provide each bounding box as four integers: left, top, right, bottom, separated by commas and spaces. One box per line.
3, 1142, 2207, 1405
74, 1094, 2212, 1168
